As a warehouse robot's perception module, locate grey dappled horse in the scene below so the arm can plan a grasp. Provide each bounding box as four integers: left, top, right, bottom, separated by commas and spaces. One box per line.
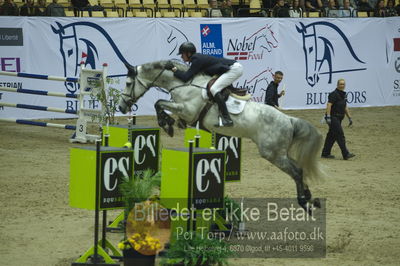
119, 60, 325, 212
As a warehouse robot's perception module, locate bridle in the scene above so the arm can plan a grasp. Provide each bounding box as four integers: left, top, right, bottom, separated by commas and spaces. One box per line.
121, 66, 166, 108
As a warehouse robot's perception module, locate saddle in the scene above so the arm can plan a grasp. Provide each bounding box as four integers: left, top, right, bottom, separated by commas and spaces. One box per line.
206, 78, 250, 101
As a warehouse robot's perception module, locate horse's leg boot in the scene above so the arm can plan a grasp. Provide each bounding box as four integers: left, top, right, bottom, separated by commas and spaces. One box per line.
214, 92, 233, 127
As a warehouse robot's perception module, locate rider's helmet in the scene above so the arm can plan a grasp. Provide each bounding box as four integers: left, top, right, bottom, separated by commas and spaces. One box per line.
178, 42, 197, 55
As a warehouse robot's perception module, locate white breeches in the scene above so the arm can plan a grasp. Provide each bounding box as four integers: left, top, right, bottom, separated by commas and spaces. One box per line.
210, 62, 243, 96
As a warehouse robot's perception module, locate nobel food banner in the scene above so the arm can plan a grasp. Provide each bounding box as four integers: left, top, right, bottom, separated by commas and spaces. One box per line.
0, 17, 399, 119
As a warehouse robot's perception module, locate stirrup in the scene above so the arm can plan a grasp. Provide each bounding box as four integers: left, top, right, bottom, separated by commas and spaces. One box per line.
214, 116, 233, 127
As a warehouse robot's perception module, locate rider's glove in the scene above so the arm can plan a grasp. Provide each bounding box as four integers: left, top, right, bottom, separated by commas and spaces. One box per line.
325, 115, 331, 125
165, 61, 174, 70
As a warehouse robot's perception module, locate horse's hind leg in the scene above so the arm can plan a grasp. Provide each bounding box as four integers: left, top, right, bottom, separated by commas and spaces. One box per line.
304, 184, 321, 208
259, 149, 312, 213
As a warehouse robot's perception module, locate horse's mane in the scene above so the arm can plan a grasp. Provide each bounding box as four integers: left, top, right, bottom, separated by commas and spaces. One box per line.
141, 60, 189, 72
141, 60, 211, 79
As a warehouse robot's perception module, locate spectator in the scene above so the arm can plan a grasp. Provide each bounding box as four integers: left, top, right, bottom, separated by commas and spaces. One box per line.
208, 0, 223, 17
273, 0, 290, 17
337, 0, 356, 9
0, 0, 19, 15
20, 0, 36, 16
368, 0, 378, 10
220, 0, 233, 17
357, 0, 372, 11
289, 0, 302, 17
386, 0, 398, 16
320, 0, 330, 11
326, 0, 340, 17
34, 0, 47, 16
298, 0, 306, 11
338, 0, 353, 17
395, 0, 400, 15
71, 0, 89, 16
46, 0, 65, 16
373, 0, 386, 16
262, 0, 274, 9
305, 0, 322, 11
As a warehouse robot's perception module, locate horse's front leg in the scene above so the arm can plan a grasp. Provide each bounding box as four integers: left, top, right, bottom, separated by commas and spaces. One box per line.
154, 100, 185, 137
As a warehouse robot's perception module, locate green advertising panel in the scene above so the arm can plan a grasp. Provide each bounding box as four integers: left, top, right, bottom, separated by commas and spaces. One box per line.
105, 125, 160, 175
70, 146, 134, 210
160, 147, 225, 210
184, 128, 242, 182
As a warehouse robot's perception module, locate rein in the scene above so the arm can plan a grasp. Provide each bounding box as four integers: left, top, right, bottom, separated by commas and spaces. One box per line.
122, 66, 166, 106
169, 79, 204, 93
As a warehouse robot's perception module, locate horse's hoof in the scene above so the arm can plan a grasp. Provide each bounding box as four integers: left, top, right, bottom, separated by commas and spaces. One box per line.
313, 198, 321, 208
304, 189, 312, 201
158, 119, 166, 127
167, 117, 175, 126
177, 119, 186, 129
167, 125, 174, 137
301, 203, 313, 216
298, 197, 313, 216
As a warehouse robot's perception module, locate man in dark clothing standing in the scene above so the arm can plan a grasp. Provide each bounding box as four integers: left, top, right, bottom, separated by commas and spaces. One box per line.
165, 42, 243, 127
321, 79, 355, 160
265, 71, 285, 110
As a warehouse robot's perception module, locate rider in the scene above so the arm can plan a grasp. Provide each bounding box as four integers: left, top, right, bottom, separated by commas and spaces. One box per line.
165, 42, 243, 127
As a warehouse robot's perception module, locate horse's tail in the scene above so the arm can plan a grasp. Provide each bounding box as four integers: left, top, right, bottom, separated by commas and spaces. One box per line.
290, 117, 326, 185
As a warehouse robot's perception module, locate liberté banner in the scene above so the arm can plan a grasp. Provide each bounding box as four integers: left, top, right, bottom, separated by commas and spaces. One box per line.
0, 17, 399, 119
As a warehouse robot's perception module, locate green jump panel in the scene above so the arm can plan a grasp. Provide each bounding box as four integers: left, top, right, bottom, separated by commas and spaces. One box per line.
160, 147, 225, 210
184, 127, 214, 148
105, 125, 160, 175
184, 128, 242, 182
70, 146, 134, 210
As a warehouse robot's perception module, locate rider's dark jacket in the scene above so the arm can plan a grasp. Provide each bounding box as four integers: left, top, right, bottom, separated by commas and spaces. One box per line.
174, 53, 236, 82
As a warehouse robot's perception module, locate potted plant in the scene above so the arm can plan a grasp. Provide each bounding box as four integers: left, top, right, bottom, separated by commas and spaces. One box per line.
161, 231, 233, 266
118, 170, 170, 266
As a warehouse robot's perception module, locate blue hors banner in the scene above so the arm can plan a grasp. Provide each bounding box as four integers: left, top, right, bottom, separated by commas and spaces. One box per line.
0, 17, 399, 119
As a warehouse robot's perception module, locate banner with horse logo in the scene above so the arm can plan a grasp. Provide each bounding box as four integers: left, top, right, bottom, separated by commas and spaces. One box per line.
0, 17, 398, 120
279, 18, 390, 109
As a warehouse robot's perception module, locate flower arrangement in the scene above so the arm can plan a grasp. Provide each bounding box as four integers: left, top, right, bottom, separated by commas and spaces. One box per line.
118, 232, 162, 255
118, 170, 170, 258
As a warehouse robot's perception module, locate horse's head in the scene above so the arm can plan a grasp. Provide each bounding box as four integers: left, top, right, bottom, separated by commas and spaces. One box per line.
119, 61, 171, 114
119, 63, 140, 114
296, 22, 319, 87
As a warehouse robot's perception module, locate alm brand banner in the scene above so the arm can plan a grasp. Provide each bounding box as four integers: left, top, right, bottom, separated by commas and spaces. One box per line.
0, 17, 399, 120
200, 24, 223, 57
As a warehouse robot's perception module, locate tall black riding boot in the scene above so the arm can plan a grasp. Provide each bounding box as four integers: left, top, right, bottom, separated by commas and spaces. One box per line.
213, 92, 233, 127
